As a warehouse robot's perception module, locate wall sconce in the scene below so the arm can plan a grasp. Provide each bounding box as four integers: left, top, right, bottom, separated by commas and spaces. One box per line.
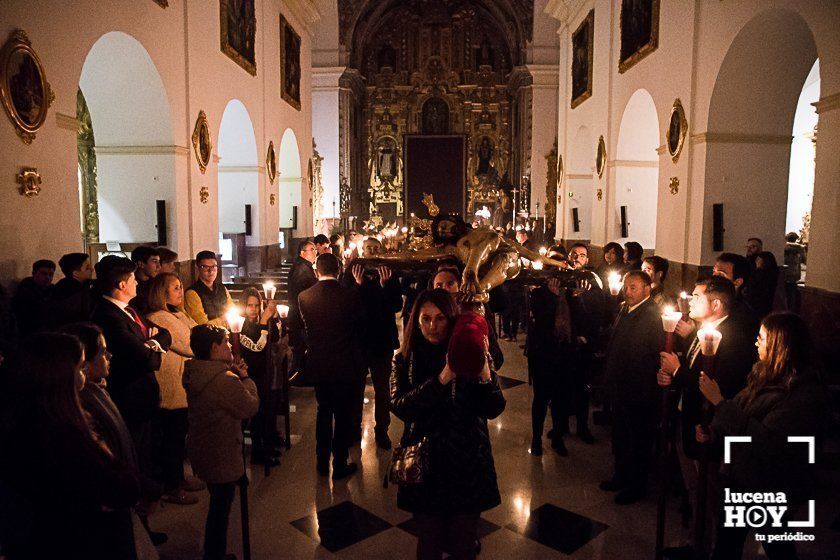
199, 186, 209, 204
16, 167, 41, 197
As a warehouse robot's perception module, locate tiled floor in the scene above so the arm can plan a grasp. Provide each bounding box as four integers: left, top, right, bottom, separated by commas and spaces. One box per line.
153, 338, 840, 559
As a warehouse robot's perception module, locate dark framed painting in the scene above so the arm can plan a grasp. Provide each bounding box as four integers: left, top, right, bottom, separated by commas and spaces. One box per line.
220, 0, 256, 76
280, 14, 301, 110
618, 0, 660, 74
666, 98, 688, 163
571, 10, 594, 109
0, 29, 52, 144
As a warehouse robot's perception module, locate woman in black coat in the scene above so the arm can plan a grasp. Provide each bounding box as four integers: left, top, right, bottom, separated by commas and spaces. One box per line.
390, 289, 506, 560
698, 312, 830, 560
0, 333, 140, 559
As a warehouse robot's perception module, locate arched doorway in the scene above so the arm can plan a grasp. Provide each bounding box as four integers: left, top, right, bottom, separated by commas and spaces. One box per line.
78, 31, 174, 247
786, 60, 820, 240
614, 89, 659, 248
566, 125, 593, 240
278, 128, 302, 231
705, 9, 817, 260
217, 100, 259, 261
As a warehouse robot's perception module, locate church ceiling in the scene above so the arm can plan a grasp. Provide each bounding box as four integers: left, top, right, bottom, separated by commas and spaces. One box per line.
339, 0, 534, 68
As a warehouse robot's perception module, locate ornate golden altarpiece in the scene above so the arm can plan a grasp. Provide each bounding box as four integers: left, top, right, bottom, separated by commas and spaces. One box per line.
337, 0, 535, 226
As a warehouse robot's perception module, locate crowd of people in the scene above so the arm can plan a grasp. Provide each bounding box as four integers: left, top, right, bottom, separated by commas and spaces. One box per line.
0, 227, 828, 560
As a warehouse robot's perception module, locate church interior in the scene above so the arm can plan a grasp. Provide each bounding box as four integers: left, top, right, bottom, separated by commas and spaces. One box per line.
1, 1, 839, 559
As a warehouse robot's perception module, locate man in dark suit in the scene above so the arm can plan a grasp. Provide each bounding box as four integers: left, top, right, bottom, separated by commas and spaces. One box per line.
286, 240, 318, 381
299, 253, 365, 480
713, 253, 760, 338
600, 270, 664, 504
658, 276, 756, 558
346, 258, 400, 450
91, 256, 172, 477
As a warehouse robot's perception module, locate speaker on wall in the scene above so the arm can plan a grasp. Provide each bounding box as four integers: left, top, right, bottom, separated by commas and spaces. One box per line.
155, 200, 166, 246
244, 204, 252, 236
620, 205, 628, 238
713, 203, 724, 251
572, 207, 580, 233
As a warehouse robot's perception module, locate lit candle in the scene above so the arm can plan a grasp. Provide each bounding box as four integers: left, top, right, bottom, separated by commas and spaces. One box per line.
661, 306, 683, 352
277, 304, 289, 319
343, 248, 352, 258
225, 306, 245, 333
538, 246, 548, 256
697, 323, 722, 357
401, 226, 408, 234
348, 241, 356, 251
608, 271, 623, 296
532, 260, 544, 270
678, 290, 690, 317
262, 281, 276, 301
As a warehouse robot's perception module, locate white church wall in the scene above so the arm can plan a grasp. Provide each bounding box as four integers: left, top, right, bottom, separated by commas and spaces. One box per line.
0, 0, 316, 282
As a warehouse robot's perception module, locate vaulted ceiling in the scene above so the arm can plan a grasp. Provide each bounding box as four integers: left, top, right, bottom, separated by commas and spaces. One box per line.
338, 0, 534, 68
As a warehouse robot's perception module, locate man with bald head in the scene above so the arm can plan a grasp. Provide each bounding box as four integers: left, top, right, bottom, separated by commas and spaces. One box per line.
600, 270, 664, 505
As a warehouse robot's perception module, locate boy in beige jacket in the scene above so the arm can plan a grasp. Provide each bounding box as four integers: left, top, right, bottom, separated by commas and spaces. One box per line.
184, 324, 259, 560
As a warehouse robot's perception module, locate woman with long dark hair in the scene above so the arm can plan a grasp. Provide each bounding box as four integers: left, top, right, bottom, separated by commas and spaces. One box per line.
390, 289, 506, 560
0, 333, 139, 559
698, 312, 829, 560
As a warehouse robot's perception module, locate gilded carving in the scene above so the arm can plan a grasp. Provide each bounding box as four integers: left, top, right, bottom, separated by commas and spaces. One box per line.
266, 140, 277, 184
199, 186, 209, 204
16, 167, 41, 197
596, 136, 606, 178
310, 139, 325, 232
669, 176, 679, 195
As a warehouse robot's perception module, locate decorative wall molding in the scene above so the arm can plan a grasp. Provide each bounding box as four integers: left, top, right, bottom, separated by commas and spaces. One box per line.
656, 144, 666, 155
283, 0, 322, 33
94, 145, 190, 156
608, 159, 658, 168
545, 0, 589, 26
567, 173, 593, 180
813, 92, 840, 114
312, 66, 346, 90
690, 132, 792, 145
55, 112, 79, 131
218, 165, 264, 173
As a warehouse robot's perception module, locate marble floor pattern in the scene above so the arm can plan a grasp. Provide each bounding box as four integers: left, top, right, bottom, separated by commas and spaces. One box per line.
154, 338, 840, 559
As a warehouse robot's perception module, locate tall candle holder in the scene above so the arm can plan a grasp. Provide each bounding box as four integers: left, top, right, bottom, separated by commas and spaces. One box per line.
608, 271, 623, 296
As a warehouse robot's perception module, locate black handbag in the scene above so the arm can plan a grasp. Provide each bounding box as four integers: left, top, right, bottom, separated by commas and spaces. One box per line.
385, 356, 430, 487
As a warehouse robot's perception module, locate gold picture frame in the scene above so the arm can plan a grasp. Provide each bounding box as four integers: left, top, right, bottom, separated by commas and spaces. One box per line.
570, 10, 594, 109
280, 13, 302, 110
1, 29, 53, 144
596, 136, 606, 178
220, 0, 256, 76
266, 140, 277, 184
618, 0, 660, 74
666, 98, 688, 163
191, 111, 212, 174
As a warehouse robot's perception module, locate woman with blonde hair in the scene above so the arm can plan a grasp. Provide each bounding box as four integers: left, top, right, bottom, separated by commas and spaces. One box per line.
698, 312, 829, 559
145, 272, 203, 505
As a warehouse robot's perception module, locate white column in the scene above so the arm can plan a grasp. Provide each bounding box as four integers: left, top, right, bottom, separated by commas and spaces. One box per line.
312, 67, 344, 222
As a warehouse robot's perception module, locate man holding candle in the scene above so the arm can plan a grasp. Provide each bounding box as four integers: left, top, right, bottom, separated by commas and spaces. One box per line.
657, 276, 756, 557
184, 251, 233, 327
600, 270, 663, 504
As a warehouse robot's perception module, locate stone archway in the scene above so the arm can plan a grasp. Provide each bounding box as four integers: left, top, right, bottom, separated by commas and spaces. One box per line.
278, 128, 303, 232
614, 89, 659, 249
704, 9, 818, 261
78, 31, 174, 246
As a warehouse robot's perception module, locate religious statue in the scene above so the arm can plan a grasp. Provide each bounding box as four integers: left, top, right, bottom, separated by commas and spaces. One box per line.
477, 137, 495, 175
368, 214, 578, 303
